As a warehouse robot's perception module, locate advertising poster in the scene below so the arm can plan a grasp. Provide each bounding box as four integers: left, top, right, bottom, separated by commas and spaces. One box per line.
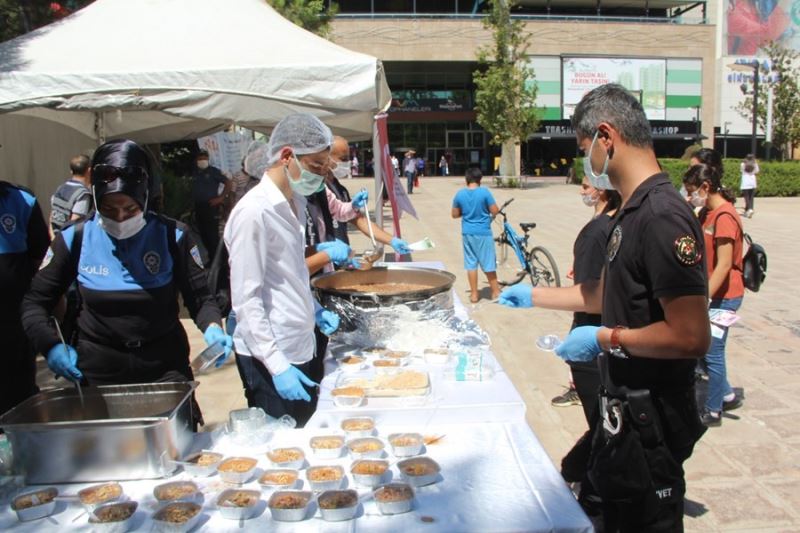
724, 0, 800, 56
562, 57, 666, 120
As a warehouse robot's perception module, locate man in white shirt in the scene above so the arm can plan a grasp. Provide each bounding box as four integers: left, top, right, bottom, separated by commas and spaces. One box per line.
224, 114, 341, 426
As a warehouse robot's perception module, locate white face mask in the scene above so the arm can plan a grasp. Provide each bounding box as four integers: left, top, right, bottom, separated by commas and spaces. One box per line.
332, 161, 351, 179
197, 160, 209, 170
689, 190, 707, 208
582, 131, 614, 190
98, 212, 146, 240
582, 193, 599, 207
286, 155, 326, 196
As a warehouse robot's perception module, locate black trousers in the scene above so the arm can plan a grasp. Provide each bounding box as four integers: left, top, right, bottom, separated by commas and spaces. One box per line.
235, 355, 318, 428
0, 323, 38, 417
741, 189, 755, 211
194, 202, 220, 259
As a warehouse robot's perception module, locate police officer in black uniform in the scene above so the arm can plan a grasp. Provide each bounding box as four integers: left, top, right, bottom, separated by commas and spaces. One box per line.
500, 84, 710, 532
22, 140, 232, 400
0, 174, 50, 415
191, 150, 232, 260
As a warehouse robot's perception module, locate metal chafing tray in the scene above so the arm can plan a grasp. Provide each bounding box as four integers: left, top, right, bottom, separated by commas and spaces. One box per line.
0, 382, 197, 484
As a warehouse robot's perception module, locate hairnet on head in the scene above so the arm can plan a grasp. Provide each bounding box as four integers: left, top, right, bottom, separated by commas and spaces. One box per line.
91, 139, 151, 209
266, 113, 333, 167
243, 140, 269, 179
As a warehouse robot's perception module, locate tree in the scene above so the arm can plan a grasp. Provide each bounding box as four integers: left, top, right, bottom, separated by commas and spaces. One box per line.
735, 41, 800, 160
0, 1, 93, 42
267, 0, 338, 37
473, 0, 539, 176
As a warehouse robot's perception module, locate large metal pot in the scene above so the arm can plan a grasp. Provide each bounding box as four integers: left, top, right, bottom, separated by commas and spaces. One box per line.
311, 266, 457, 339
311, 265, 456, 307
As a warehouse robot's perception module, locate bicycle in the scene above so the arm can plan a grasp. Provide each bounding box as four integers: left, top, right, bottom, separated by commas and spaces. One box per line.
493, 198, 561, 287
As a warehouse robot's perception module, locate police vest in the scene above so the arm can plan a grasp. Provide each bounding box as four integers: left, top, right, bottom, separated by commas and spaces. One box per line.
50, 180, 91, 231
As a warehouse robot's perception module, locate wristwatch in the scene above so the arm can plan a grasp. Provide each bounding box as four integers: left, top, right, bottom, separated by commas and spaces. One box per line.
609, 326, 628, 359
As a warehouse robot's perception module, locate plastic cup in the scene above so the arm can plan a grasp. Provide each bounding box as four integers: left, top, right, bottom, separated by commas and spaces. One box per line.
535, 335, 562, 352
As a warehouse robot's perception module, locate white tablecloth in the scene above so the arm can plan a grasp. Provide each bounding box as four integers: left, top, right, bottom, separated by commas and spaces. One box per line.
1, 422, 591, 533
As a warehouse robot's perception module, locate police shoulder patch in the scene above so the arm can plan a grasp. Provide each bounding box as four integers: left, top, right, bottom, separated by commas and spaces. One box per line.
607, 225, 622, 262
674, 235, 702, 266
190, 245, 203, 268
1, 213, 16, 233
143, 251, 161, 274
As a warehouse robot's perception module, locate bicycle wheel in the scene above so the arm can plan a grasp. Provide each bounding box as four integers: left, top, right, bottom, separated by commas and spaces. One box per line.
495, 241, 528, 286
528, 246, 561, 287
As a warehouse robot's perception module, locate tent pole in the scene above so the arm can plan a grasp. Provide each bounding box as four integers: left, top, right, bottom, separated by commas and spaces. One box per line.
94, 111, 106, 145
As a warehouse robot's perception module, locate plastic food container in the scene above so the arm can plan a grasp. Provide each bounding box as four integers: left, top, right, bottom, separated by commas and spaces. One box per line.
153, 481, 201, 506
339, 355, 366, 373
331, 387, 365, 408
423, 348, 451, 365
306, 465, 345, 492
373, 483, 414, 515
388, 433, 424, 457
347, 437, 385, 459
267, 490, 312, 522
229, 407, 267, 433
11, 487, 58, 522
181, 451, 223, 477
267, 447, 305, 470
216, 489, 260, 521
217, 457, 258, 484
318, 489, 359, 522
398, 456, 441, 487
78, 482, 124, 512
190, 340, 226, 373
350, 459, 388, 488
309, 435, 345, 460
152, 502, 202, 533
340, 417, 375, 439
88, 501, 138, 533
259, 469, 300, 491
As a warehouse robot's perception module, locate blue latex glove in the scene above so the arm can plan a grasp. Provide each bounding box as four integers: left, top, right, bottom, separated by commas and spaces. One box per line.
351, 189, 369, 210
390, 237, 412, 255
203, 324, 234, 368
498, 283, 534, 308
273, 366, 318, 402
46, 344, 82, 382
347, 257, 362, 269
315, 308, 340, 336
554, 326, 602, 362
316, 239, 351, 265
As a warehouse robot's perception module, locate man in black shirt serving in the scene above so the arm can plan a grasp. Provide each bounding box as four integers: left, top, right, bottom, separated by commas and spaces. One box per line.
500, 83, 710, 532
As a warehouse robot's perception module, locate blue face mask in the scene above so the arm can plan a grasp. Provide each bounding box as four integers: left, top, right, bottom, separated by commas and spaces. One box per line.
583, 131, 614, 191
286, 155, 326, 196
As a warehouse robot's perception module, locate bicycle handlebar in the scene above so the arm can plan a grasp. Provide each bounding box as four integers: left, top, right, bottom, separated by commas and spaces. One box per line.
498, 198, 515, 212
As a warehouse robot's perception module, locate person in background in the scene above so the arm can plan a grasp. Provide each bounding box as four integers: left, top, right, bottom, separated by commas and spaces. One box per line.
439, 155, 449, 176
555, 177, 621, 518
22, 140, 231, 426
224, 114, 341, 427
499, 83, 709, 531
325, 135, 412, 255
740, 154, 758, 218
350, 154, 359, 177
452, 167, 500, 304
191, 150, 232, 258
415, 155, 425, 181
403, 151, 417, 194
50, 154, 93, 232
391, 154, 400, 177
683, 162, 745, 427
0, 174, 50, 415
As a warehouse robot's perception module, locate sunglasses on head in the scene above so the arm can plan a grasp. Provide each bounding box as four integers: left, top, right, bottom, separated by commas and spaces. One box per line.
92, 164, 148, 184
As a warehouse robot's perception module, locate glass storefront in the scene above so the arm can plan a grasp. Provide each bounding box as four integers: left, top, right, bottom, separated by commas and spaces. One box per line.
388, 122, 488, 176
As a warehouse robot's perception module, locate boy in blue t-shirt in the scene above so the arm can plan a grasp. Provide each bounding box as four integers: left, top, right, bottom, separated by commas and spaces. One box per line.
452, 168, 500, 303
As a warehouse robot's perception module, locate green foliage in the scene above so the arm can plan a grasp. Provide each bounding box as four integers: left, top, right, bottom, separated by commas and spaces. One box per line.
0, 1, 94, 42
735, 41, 800, 160
267, 0, 338, 37
161, 170, 194, 222
492, 176, 520, 188
473, 0, 539, 146
574, 157, 800, 197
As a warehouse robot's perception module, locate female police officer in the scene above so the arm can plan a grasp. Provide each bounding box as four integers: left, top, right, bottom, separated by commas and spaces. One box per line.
22, 139, 232, 393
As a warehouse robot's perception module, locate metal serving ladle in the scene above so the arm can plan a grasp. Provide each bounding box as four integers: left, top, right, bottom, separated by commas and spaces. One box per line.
355, 188, 383, 270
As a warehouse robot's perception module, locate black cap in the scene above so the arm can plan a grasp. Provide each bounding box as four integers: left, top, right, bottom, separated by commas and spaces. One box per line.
197, 149, 209, 158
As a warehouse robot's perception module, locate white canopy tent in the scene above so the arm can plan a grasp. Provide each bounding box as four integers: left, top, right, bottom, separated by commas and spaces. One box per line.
0, 0, 391, 199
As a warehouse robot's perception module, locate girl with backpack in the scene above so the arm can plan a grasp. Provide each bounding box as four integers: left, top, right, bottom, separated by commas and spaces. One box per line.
682, 162, 745, 427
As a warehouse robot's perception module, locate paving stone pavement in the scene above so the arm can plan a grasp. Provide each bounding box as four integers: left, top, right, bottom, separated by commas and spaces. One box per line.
38, 176, 798, 531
